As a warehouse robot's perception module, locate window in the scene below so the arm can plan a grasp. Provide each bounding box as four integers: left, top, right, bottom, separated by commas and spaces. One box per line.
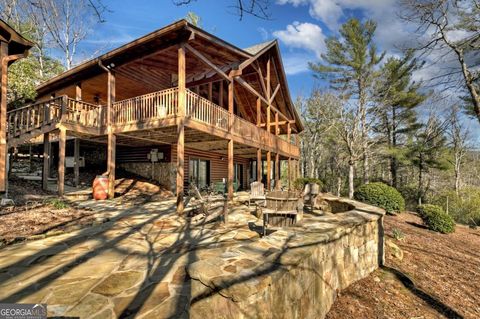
189, 158, 210, 189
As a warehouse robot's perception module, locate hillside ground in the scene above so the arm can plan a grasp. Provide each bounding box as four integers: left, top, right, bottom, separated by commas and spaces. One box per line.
327, 212, 480, 319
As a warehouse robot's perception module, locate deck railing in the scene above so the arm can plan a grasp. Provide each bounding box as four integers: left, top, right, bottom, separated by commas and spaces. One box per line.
112, 87, 178, 124
64, 99, 104, 127
186, 89, 230, 131
7, 96, 104, 139
7, 97, 63, 138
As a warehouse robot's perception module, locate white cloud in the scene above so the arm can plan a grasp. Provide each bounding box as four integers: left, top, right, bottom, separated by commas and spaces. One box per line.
273, 21, 326, 59
281, 53, 315, 75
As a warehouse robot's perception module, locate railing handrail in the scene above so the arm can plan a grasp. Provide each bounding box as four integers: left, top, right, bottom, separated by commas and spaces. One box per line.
7, 96, 64, 114
113, 87, 179, 107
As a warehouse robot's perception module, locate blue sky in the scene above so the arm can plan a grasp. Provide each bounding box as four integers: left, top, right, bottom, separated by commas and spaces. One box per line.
78, 0, 340, 99
74, 0, 479, 143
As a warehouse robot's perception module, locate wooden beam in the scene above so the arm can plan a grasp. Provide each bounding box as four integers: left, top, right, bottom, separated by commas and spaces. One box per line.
257, 148, 261, 182
42, 133, 50, 191
288, 157, 291, 190
184, 43, 230, 82
233, 76, 268, 105
256, 97, 261, 127
58, 127, 66, 196
74, 138, 80, 187
267, 151, 271, 190
228, 78, 234, 199
259, 120, 294, 127
267, 58, 271, 135
237, 40, 276, 71
270, 84, 280, 103
275, 153, 280, 190
275, 112, 279, 136
107, 70, 116, 199
177, 45, 186, 214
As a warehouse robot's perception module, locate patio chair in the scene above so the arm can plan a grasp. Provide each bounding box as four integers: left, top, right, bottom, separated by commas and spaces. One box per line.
261, 190, 300, 236
248, 181, 265, 207
303, 182, 320, 211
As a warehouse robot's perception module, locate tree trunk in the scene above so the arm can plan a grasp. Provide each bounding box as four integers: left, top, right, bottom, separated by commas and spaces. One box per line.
418, 155, 423, 206
336, 176, 342, 197
454, 164, 460, 195
348, 160, 354, 199
363, 152, 369, 184
390, 156, 398, 188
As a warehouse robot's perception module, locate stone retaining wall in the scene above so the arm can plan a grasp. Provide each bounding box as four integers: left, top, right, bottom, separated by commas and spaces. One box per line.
118, 162, 176, 191
187, 197, 385, 319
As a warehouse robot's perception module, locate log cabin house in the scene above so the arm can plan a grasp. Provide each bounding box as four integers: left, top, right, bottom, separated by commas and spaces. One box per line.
5, 20, 303, 214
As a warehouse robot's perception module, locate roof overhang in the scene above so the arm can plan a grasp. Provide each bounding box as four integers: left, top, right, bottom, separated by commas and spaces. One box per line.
0, 19, 34, 57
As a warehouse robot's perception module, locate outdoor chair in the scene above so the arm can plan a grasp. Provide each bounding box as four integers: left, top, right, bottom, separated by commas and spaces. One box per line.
261, 190, 301, 236
303, 182, 320, 211
248, 181, 266, 207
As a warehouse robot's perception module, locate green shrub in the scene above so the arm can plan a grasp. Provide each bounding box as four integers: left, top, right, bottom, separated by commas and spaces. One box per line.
293, 177, 323, 191
429, 187, 480, 227
354, 182, 405, 214
417, 204, 455, 234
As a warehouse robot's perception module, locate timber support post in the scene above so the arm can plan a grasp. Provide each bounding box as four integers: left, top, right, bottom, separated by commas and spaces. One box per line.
176, 44, 186, 214
107, 71, 116, 199
257, 149, 262, 183
42, 133, 50, 191
74, 138, 80, 187
58, 127, 66, 196
227, 75, 234, 200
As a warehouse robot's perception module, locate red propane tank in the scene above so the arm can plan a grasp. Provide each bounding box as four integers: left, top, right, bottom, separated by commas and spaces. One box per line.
93, 175, 108, 200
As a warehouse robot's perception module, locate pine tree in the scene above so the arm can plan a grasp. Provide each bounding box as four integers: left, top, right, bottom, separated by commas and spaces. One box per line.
309, 18, 384, 184
374, 51, 426, 188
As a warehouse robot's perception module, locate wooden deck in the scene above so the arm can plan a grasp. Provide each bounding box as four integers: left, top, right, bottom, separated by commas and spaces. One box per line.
7, 87, 299, 158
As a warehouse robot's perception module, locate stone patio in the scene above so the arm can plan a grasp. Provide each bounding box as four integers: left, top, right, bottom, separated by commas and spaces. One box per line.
0, 194, 384, 319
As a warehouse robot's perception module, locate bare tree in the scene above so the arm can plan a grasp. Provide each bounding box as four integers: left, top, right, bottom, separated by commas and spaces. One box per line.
448, 106, 470, 194
174, 0, 271, 20
401, 0, 480, 123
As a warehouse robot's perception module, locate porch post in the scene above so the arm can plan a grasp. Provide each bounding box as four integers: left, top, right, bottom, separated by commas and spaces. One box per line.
257, 149, 262, 183
287, 122, 292, 189
0, 41, 8, 193
256, 97, 262, 183
266, 58, 271, 190
176, 45, 186, 214
42, 133, 50, 191
266, 151, 271, 190
107, 71, 116, 199
274, 111, 280, 189
74, 138, 80, 187
227, 77, 234, 200
58, 127, 66, 196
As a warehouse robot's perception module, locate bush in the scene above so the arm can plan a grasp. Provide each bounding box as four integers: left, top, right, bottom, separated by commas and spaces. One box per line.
293, 177, 323, 191
45, 198, 69, 209
417, 204, 455, 234
429, 187, 480, 227
354, 182, 405, 214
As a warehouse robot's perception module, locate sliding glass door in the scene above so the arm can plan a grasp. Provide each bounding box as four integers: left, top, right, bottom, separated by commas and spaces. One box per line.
189, 158, 210, 189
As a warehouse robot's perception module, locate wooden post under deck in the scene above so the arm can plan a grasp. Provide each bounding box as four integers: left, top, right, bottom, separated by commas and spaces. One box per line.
74, 138, 80, 187
176, 45, 186, 214
287, 122, 292, 189
266, 58, 271, 190
256, 97, 261, 183
227, 78, 234, 200
275, 112, 280, 189
42, 133, 50, 190
0, 41, 8, 193
257, 149, 262, 183
74, 83, 81, 187
107, 71, 116, 199
58, 127, 66, 196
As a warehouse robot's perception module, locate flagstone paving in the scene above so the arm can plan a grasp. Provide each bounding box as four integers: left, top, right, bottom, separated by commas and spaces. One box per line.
0, 194, 384, 319
0, 197, 260, 318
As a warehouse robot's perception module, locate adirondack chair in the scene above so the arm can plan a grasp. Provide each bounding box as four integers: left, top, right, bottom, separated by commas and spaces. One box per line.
303, 182, 320, 211
261, 190, 301, 236
248, 181, 266, 207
